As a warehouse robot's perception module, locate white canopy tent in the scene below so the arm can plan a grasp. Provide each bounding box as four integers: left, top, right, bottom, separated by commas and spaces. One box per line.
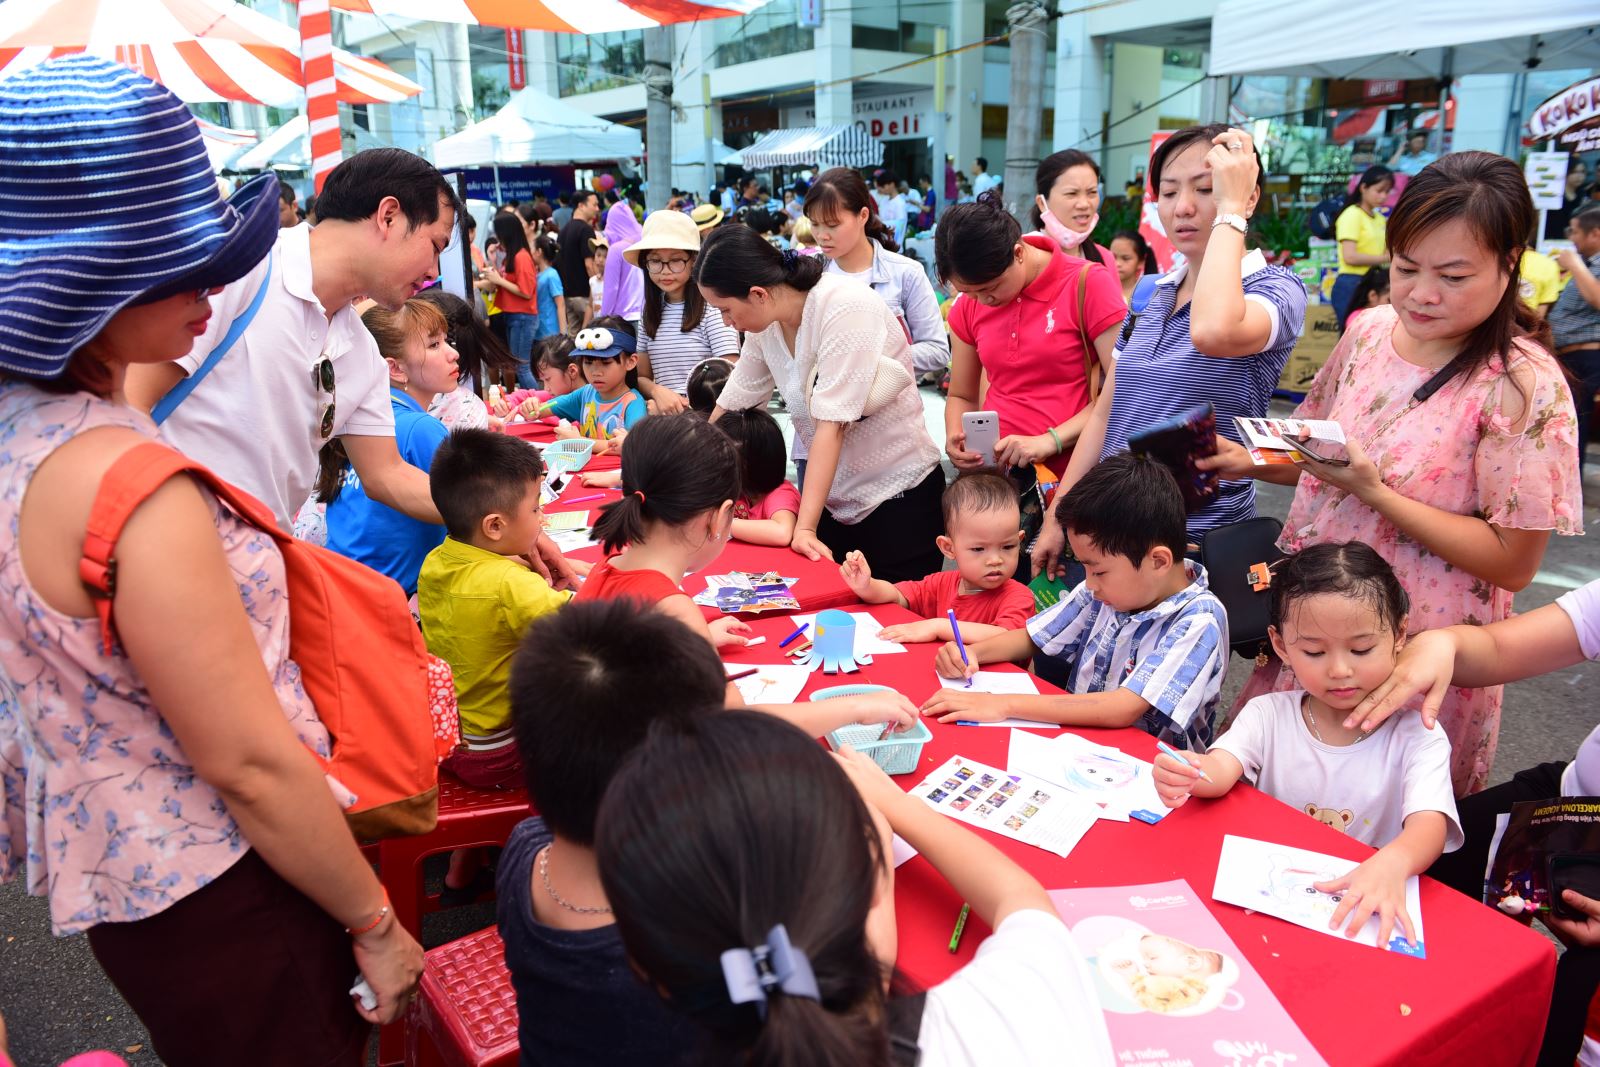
1209, 0, 1600, 79
232, 114, 385, 172
739, 125, 883, 170
431, 87, 642, 169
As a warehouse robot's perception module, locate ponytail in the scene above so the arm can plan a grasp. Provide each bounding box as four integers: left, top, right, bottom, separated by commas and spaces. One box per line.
804, 168, 900, 254
935, 192, 1021, 285
695, 224, 825, 298
313, 438, 349, 504
590, 414, 740, 554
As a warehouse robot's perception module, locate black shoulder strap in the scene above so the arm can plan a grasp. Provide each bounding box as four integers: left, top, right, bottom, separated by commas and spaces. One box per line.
886, 992, 927, 1066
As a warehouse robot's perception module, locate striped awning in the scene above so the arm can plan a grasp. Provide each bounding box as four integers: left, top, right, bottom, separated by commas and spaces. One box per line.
0, 0, 422, 106
738, 125, 883, 170
330, 0, 772, 32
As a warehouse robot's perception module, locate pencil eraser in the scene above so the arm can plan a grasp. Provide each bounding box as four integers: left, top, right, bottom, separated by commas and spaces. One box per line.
744, 636, 766, 647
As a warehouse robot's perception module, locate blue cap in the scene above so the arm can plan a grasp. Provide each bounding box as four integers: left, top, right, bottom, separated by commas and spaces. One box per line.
0, 56, 282, 379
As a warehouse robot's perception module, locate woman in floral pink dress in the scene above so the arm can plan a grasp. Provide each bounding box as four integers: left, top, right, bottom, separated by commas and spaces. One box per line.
1208, 152, 1582, 795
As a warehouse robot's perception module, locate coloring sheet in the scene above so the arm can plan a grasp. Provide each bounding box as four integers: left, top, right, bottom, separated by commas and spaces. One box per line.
1212, 835, 1426, 958
1008, 730, 1170, 824
542, 510, 591, 531
787, 612, 907, 657
1051, 879, 1327, 1066
727, 663, 812, 706
546, 528, 598, 554
910, 755, 1097, 859
931, 669, 1041, 695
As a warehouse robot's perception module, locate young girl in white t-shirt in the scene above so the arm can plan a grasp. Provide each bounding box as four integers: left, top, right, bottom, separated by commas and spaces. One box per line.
595, 710, 1115, 1067
1154, 541, 1462, 951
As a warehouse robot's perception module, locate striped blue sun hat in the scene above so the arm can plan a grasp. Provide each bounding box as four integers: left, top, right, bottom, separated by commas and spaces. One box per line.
0, 55, 281, 379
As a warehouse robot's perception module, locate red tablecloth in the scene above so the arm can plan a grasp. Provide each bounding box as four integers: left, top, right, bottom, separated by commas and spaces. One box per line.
542, 476, 858, 615
720, 607, 1556, 1067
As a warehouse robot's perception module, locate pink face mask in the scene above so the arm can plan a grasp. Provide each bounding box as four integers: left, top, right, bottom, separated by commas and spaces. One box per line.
1036, 195, 1098, 252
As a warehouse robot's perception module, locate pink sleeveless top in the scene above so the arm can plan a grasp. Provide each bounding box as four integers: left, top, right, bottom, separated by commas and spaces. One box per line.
0, 381, 331, 935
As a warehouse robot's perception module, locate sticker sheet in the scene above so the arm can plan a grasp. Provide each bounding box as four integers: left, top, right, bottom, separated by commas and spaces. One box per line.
909, 755, 1097, 859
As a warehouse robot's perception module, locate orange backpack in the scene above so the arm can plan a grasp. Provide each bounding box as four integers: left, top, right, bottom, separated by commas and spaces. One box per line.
80, 441, 441, 840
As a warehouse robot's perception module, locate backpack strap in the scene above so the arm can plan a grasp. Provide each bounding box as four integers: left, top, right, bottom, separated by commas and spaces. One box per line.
151, 258, 273, 426
885, 992, 927, 1067
80, 441, 286, 654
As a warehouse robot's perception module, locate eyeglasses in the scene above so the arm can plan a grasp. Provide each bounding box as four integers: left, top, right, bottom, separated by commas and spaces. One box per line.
311, 355, 337, 439
645, 257, 692, 275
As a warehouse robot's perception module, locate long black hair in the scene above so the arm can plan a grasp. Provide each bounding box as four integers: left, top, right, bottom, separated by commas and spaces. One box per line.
492, 212, 531, 270
803, 167, 899, 253
1033, 149, 1105, 265
414, 287, 518, 389
713, 406, 787, 500
934, 192, 1020, 285
591, 413, 740, 554
641, 249, 708, 341
596, 711, 895, 1066
694, 223, 825, 298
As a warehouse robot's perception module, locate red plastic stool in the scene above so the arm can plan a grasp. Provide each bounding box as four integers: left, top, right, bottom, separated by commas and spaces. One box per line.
404, 926, 519, 1067
376, 776, 531, 1066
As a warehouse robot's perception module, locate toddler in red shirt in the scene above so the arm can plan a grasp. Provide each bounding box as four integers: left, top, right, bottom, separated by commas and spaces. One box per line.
841, 471, 1035, 643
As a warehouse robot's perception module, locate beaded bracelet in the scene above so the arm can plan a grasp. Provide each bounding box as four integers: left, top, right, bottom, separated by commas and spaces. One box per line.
346, 889, 391, 937
1047, 427, 1063, 455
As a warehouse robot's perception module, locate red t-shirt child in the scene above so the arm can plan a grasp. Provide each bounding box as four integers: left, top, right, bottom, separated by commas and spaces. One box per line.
574, 557, 683, 606
892, 569, 1035, 629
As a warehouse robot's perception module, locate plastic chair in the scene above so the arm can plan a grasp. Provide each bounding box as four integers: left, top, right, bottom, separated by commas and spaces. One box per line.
376, 776, 531, 1066
404, 926, 519, 1067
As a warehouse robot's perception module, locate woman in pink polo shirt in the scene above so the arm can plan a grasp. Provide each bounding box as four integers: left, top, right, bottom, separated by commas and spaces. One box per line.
937, 194, 1126, 572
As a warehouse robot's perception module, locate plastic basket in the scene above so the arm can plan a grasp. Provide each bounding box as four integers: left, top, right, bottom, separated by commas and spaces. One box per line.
540, 438, 593, 475
814, 684, 932, 776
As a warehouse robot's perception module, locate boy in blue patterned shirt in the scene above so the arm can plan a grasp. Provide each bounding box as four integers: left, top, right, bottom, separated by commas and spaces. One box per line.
925, 452, 1228, 750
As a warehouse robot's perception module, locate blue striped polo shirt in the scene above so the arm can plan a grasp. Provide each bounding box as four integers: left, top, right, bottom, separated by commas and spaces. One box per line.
1026, 561, 1229, 751
1101, 249, 1307, 539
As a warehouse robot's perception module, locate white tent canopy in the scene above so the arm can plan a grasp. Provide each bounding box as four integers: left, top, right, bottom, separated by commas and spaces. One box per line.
1209, 0, 1600, 78
674, 139, 742, 167
432, 87, 642, 169
739, 125, 883, 170
232, 114, 385, 172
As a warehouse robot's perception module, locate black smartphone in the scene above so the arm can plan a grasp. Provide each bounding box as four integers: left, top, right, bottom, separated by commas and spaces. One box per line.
1548, 853, 1600, 919
1295, 436, 1351, 466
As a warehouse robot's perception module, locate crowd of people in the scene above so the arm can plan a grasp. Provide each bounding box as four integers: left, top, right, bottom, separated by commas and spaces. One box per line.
4, 52, 1600, 1067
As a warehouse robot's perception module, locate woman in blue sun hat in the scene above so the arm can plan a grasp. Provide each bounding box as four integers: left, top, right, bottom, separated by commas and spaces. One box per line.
0, 56, 421, 1064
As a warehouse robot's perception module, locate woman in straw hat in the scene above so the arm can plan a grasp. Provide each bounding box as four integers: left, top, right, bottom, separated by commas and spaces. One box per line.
629, 209, 740, 415
0, 57, 421, 1063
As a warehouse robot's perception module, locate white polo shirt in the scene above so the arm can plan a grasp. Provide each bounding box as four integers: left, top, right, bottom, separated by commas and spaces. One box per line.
162, 224, 394, 527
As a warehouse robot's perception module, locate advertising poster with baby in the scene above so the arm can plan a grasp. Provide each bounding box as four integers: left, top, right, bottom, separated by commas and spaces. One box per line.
1049, 879, 1326, 1067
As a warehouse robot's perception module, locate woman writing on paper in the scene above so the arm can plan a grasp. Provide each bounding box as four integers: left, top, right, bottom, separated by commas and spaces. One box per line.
1205, 151, 1582, 796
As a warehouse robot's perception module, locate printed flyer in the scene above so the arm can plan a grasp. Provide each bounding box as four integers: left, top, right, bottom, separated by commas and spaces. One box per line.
1050, 878, 1327, 1067
910, 754, 1097, 858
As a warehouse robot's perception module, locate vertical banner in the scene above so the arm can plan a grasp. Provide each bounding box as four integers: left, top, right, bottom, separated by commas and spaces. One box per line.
505, 29, 526, 92
797, 0, 822, 29
299, 0, 341, 194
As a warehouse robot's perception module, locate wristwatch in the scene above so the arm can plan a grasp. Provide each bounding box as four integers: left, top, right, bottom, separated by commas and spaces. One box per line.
1212, 213, 1249, 235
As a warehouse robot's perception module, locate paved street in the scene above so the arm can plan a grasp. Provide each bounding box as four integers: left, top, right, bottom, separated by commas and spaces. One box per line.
4, 389, 1599, 1066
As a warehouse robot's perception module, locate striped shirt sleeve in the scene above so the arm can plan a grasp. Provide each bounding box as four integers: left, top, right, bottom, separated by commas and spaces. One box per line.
1026, 584, 1097, 658
1120, 603, 1226, 733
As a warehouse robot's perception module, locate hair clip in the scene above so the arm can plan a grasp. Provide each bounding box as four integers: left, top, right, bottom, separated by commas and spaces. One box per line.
780, 248, 800, 271
1247, 562, 1273, 592
720, 924, 820, 1021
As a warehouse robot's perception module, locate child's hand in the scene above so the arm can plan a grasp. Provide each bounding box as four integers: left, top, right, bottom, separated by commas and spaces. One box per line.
1315, 849, 1417, 950
839, 550, 873, 596
553, 421, 580, 440
877, 619, 942, 644
836, 690, 919, 733
488, 415, 507, 433
1152, 752, 1205, 808
489, 396, 512, 418
709, 616, 755, 649
832, 744, 914, 816
580, 470, 623, 488
920, 688, 1007, 723
931, 640, 978, 682
517, 397, 542, 419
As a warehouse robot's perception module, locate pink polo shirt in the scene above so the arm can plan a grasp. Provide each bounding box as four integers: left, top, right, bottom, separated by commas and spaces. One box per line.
948, 234, 1126, 477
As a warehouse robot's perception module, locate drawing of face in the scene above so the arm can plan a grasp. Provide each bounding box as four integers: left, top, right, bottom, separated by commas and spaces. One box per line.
1265, 863, 1344, 920
1067, 753, 1138, 792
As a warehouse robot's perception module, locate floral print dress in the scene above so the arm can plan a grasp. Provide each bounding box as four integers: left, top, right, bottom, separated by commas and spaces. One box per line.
0, 381, 331, 935
1254, 306, 1582, 794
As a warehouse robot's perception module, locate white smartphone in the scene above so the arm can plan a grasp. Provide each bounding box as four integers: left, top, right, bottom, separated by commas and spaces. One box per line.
961, 410, 1000, 467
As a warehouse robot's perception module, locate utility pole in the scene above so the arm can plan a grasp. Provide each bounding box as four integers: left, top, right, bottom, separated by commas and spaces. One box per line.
1001, 0, 1048, 229
643, 26, 673, 212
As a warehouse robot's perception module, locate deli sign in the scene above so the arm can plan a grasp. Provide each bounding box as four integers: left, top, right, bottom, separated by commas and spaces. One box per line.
1528, 76, 1600, 152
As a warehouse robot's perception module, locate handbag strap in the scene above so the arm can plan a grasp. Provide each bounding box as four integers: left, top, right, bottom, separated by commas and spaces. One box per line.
1075, 266, 1100, 401
80, 441, 286, 654
151, 258, 273, 425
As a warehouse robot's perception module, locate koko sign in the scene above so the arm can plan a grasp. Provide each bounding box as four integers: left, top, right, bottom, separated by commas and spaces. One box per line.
1527, 76, 1600, 153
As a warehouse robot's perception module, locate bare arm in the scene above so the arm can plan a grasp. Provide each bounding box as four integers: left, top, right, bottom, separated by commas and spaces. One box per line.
942, 332, 985, 469
731, 511, 797, 547
555, 295, 568, 335
340, 434, 443, 524
1559, 250, 1600, 309
1189, 224, 1278, 357
921, 684, 1152, 727
790, 421, 845, 562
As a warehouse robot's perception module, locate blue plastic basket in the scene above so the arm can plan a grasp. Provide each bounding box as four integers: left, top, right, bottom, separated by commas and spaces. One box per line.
813, 684, 932, 775
540, 438, 593, 475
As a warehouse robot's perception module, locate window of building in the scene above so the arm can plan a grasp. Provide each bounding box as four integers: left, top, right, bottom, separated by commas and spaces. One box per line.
713, 0, 814, 67
556, 29, 644, 96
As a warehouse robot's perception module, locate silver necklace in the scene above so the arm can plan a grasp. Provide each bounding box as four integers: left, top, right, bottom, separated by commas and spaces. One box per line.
539, 844, 612, 915
1303, 700, 1371, 745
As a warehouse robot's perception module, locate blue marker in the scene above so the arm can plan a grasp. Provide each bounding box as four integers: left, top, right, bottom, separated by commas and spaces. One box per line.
778, 622, 810, 648
1155, 739, 1212, 783
947, 609, 973, 689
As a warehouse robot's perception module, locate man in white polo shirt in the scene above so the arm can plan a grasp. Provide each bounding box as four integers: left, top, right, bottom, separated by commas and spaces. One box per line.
128, 149, 576, 582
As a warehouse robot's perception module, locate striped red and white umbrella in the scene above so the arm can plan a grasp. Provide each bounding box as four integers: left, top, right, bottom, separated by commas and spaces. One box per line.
0, 0, 422, 106
195, 115, 260, 172
330, 0, 772, 31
